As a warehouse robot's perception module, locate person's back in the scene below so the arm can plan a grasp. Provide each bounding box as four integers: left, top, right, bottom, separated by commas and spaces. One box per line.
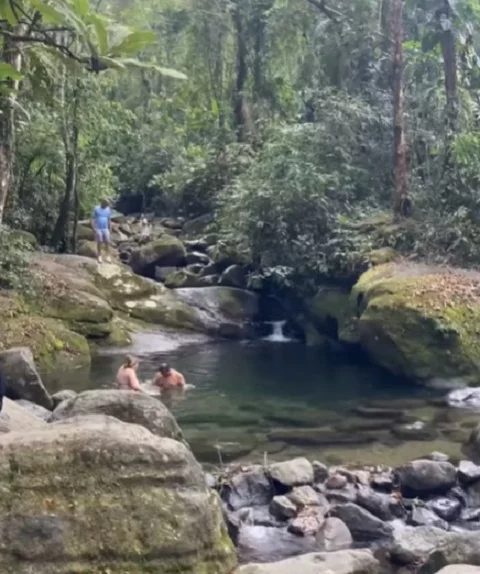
116, 355, 141, 391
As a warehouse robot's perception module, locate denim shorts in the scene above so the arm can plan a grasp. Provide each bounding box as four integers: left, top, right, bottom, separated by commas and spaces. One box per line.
95, 229, 110, 243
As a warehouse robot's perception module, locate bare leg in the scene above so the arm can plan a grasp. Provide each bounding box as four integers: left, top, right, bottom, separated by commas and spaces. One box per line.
95, 230, 103, 263
104, 230, 111, 262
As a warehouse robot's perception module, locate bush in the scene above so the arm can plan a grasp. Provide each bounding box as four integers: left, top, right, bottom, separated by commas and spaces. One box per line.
0, 228, 34, 292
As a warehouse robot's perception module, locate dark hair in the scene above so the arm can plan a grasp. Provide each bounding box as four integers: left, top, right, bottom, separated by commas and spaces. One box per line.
159, 363, 170, 372
100, 198, 109, 208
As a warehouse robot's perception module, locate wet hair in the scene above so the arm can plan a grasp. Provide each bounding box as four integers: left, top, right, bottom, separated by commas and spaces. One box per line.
100, 198, 109, 208
159, 363, 170, 373
123, 355, 138, 369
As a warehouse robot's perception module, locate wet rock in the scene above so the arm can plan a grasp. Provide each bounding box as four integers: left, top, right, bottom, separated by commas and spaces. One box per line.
331, 503, 392, 542
391, 421, 438, 441
428, 497, 462, 522
154, 266, 177, 282
325, 484, 358, 505
396, 459, 457, 496
448, 387, 480, 409
220, 265, 247, 289
0, 347, 53, 410
313, 461, 329, 483
356, 487, 403, 521
326, 474, 348, 490
461, 507, 480, 522
237, 549, 381, 574
287, 486, 324, 508
371, 473, 394, 492
429, 451, 450, 462
225, 470, 273, 510
237, 525, 318, 564
269, 458, 314, 488
409, 506, 449, 529
130, 235, 186, 276
14, 399, 51, 421
288, 507, 326, 536
459, 460, 480, 485
164, 269, 208, 288
270, 496, 297, 520
316, 517, 353, 552
51, 389, 77, 409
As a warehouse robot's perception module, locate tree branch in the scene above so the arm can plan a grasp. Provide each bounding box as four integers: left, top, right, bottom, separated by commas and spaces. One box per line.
305, 0, 344, 23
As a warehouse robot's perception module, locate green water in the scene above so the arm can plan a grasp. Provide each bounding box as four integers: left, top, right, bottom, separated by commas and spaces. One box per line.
44, 333, 471, 467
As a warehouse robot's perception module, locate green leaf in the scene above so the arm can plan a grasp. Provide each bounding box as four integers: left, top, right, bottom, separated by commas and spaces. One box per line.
0, 63, 23, 82
30, 0, 65, 24
0, 0, 17, 24
96, 56, 127, 70
117, 58, 187, 79
74, 0, 90, 16
88, 13, 109, 55
109, 30, 156, 56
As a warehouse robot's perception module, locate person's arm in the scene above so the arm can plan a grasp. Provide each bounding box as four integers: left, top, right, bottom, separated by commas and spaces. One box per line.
176, 372, 186, 389
108, 207, 112, 232
91, 207, 97, 230
153, 373, 165, 389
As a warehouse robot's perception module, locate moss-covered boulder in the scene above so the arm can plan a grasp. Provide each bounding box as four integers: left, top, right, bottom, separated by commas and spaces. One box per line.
130, 235, 186, 276
76, 240, 97, 259
0, 415, 236, 573
165, 269, 207, 288
349, 262, 480, 384
76, 224, 95, 242
206, 242, 251, 272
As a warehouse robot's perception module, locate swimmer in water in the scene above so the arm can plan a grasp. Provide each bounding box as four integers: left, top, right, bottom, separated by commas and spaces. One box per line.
153, 363, 186, 393
116, 355, 142, 392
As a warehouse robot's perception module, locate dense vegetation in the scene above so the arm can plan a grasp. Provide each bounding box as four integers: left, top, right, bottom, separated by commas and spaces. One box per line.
2, 0, 480, 285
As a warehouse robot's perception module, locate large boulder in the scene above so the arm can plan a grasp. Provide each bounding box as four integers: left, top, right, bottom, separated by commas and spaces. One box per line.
76, 240, 97, 259
130, 235, 187, 276
0, 348, 53, 409
347, 262, 480, 384
0, 416, 236, 573
436, 567, 480, 574
396, 459, 457, 496
330, 503, 392, 542
269, 458, 314, 487
237, 549, 380, 574
0, 398, 47, 433
50, 390, 183, 440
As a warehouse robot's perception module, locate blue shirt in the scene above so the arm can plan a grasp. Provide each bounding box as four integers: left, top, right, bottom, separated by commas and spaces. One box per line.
93, 206, 111, 231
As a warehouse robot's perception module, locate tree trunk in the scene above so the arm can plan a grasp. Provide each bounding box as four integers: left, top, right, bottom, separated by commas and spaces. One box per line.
0, 27, 25, 225
233, 1, 252, 141
437, 0, 458, 132
392, 0, 408, 216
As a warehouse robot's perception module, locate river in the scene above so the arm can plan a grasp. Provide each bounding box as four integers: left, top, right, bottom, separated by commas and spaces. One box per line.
44, 330, 475, 468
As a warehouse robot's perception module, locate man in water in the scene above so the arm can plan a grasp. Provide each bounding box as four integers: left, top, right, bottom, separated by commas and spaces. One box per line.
153, 363, 186, 392
92, 199, 112, 263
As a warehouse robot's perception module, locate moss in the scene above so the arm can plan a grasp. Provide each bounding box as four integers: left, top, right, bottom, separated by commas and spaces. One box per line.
92, 263, 157, 308
9, 229, 38, 247
367, 247, 397, 266
76, 240, 97, 259
126, 294, 204, 332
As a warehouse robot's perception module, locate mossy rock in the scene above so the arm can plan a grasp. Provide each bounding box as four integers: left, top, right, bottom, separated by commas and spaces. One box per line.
76, 240, 97, 259
164, 269, 207, 288
130, 235, 186, 275
206, 242, 251, 272
9, 229, 38, 248
350, 262, 480, 384
76, 224, 96, 242
367, 247, 397, 266
92, 263, 157, 307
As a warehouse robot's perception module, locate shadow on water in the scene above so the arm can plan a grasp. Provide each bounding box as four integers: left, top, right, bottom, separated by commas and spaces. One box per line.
44, 337, 462, 467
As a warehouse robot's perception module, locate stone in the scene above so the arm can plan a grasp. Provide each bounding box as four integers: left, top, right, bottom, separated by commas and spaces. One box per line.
164, 269, 207, 288
0, 415, 236, 573
397, 459, 457, 496
391, 421, 438, 441
186, 251, 211, 265
449, 387, 480, 409
436, 568, 480, 574
237, 525, 319, 564
51, 390, 77, 409
225, 470, 274, 510
316, 517, 353, 552
0, 398, 47, 433
76, 224, 95, 241
287, 486, 324, 508
237, 549, 381, 574
130, 235, 187, 276
459, 460, 480, 485
288, 507, 326, 536
270, 496, 297, 520
330, 503, 392, 542
206, 242, 250, 271
371, 473, 394, 492
76, 240, 97, 259
269, 458, 314, 487
219, 264, 247, 289
14, 399, 51, 421
154, 265, 177, 282
409, 506, 449, 529
461, 508, 480, 522
356, 486, 403, 521
429, 451, 450, 462
183, 214, 215, 238
49, 390, 182, 440
428, 497, 462, 522
325, 484, 358, 505
313, 461, 329, 483
0, 347, 53, 410
326, 473, 348, 490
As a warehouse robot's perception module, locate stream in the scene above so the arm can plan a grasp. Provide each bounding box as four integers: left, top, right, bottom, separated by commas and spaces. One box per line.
43, 328, 477, 468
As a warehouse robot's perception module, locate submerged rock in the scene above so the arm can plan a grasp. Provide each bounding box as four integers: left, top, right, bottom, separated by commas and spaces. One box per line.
409, 506, 449, 529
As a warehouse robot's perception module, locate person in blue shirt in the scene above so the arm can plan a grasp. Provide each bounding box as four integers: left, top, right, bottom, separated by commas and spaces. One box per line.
92, 199, 112, 263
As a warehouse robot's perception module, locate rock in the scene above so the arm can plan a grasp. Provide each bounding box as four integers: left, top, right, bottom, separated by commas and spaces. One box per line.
316, 517, 353, 552
76, 224, 95, 241
227, 506, 283, 536
207, 242, 250, 272
436, 568, 480, 574
237, 525, 319, 564
219, 265, 247, 289
429, 451, 450, 462
409, 506, 449, 529
50, 390, 182, 440
270, 496, 297, 520
313, 461, 329, 483
288, 506, 326, 536
183, 213, 215, 237
371, 473, 394, 492
186, 251, 211, 265
164, 269, 208, 288
0, 398, 47, 433
225, 471, 274, 510
356, 486, 404, 521
14, 399, 51, 421
269, 458, 314, 488
76, 240, 97, 259
428, 497, 462, 522
0, 415, 236, 573
154, 265, 177, 282
184, 239, 208, 252
459, 460, 480, 485
325, 484, 358, 505
391, 421, 438, 441
461, 507, 480, 522
237, 549, 380, 574
51, 389, 77, 409
130, 235, 187, 276
287, 486, 324, 508
397, 459, 457, 496
347, 263, 480, 383
330, 503, 392, 542
199, 262, 218, 277
466, 425, 480, 464
326, 474, 348, 490
0, 347, 53, 410
448, 387, 480, 409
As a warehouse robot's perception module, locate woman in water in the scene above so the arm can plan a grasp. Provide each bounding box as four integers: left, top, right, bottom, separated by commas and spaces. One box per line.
116, 355, 142, 391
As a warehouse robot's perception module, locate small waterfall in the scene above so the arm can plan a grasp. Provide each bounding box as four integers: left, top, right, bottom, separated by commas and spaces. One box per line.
263, 321, 292, 343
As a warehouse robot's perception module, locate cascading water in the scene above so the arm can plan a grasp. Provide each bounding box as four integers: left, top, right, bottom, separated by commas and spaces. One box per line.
263, 320, 293, 343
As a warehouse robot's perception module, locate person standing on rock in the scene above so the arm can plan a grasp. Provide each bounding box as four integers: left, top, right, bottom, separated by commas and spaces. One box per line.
92, 198, 112, 263
116, 355, 142, 392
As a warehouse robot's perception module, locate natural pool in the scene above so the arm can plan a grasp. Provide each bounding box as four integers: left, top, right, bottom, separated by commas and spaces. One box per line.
44, 331, 478, 468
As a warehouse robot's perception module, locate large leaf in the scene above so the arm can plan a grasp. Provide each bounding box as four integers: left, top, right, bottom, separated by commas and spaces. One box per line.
0, 0, 17, 25
117, 58, 187, 79
88, 13, 109, 55
0, 63, 23, 82
30, 0, 65, 24
109, 30, 156, 56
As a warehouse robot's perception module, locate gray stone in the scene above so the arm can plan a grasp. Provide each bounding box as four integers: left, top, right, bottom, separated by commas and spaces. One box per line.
316, 517, 353, 552
330, 503, 392, 542
0, 398, 47, 433
49, 390, 182, 440
186, 251, 211, 266
436, 567, 480, 574
313, 461, 329, 483
236, 549, 380, 574
325, 484, 358, 505
459, 460, 480, 485
51, 390, 77, 409
356, 486, 402, 521
154, 266, 177, 282
397, 459, 457, 496
410, 506, 449, 529
219, 265, 247, 289
326, 473, 348, 490
287, 486, 323, 508
0, 348, 53, 410
428, 497, 462, 522
225, 470, 274, 510
270, 495, 297, 520
429, 451, 450, 462
14, 399, 51, 421
269, 458, 314, 487
288, 507, 326, 536
371, 473, 394, 492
